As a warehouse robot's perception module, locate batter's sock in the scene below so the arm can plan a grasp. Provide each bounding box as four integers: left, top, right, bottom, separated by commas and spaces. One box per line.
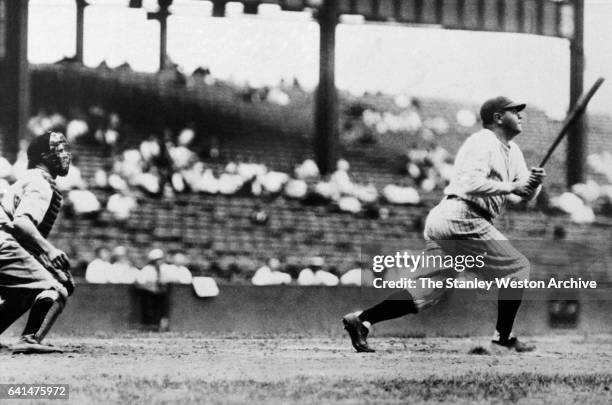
358, 290, 417, 325
495, 287, 524, 341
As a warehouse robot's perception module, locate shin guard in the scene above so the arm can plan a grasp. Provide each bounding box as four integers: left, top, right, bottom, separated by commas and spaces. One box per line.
21, 290, 66, 343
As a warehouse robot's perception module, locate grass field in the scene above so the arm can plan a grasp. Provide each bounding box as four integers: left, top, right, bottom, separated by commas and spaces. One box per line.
1, 333, 611, 404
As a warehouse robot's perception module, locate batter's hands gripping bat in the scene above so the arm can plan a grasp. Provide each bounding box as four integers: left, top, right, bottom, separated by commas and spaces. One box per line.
539, 77, 605, 168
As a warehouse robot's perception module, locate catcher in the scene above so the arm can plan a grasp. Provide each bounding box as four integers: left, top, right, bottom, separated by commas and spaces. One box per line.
0, 131, 75, 353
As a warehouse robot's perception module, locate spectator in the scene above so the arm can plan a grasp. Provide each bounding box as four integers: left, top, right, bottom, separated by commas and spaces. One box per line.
340, 268, 362, 286
251, 258, 291, 286
108, 246, 139, 284
297, 267, 316, 285
284, 178, 308, 199
218, 165, 245, 195
66, 188, 102, 219
108, 172, 129, 192
169, 143, 196, 171
237, 161, 267, 183
337, 196, 361, 214
550, 192, 595, 224
139, 136, 161, 164
93, 163, 113, 190
154, 130, 178, 194
118, 149, 144, 183
108, 112, 121, 132
266, 87, 290, 106
135, 169, 162, 196
135, 249, 172, 331
102, 128, 120, 155
302, 181, 334, 206
383, 184, 420, 205
252, 170, 289, 196
87, 105, 106, 143
311, 257, 339, 286
587, 151, 612, 183
177, 127, 195, 147
107, 188, 138, 222
294, 159, 319, 180
66, 117, 89, 144
171, 172, 187, 193
353, 183, 379, 204
207, 136, 221, 160
249, 204, 269, 225
27, 109, 53, 138
183, 163, 219, 194
330, 159, 354, 196
298, 257, 339, 286
187, 66, 212, 88
85, 247, 113, 283
571, 180, 600, 204
136, 248, 192, 286
166, 251, 193, 284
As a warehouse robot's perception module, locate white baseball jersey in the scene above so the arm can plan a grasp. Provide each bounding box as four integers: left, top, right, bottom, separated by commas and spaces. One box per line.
443, 129, 539, 220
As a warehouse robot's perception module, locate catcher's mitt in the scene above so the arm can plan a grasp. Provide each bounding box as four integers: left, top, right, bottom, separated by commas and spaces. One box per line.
43, 262, 75, 297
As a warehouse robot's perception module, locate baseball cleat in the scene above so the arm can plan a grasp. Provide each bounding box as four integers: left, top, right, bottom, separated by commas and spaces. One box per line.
342, 312, 375, 353
12, 336, 64, 354
491, 336, 535, 353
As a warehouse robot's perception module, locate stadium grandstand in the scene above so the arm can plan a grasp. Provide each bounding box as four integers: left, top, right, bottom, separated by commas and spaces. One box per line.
15, 61, 612, 286
0, 0, 611, 290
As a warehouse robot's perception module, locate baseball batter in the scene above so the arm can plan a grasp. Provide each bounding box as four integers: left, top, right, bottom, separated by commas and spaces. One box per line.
0, 132, 74, 354
344, 96, 546, 353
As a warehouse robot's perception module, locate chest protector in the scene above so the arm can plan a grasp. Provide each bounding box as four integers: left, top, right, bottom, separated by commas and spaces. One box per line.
19, 176, 63, 257
38, 179, 63, 239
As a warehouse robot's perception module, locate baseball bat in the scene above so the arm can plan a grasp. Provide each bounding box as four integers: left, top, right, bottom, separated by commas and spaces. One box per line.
538, 77, 605, 168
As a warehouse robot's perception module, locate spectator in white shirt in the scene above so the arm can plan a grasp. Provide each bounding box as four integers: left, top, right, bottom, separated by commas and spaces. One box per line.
136, 249, 193, 287
294, 159, 319, 180
107, 188, 138, 222
108, 246, 140, 284
66, 117, 89, 143
297, 257, 339, 286
167, 251, 193, 284
85, 247, 113, 284
66, 188, 102, 219
251, 258, 291, 286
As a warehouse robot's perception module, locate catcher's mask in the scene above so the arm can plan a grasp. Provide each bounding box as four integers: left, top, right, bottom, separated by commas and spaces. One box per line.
27, 131, 72, 177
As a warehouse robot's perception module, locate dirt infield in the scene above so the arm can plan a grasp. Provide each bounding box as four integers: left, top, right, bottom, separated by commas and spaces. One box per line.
1, 333, 611, 404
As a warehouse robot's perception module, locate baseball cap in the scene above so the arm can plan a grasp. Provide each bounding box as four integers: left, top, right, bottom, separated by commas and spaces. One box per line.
480, 96, 526, 125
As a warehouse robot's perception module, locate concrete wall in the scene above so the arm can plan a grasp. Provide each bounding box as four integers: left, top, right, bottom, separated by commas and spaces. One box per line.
5, 285, 612, 337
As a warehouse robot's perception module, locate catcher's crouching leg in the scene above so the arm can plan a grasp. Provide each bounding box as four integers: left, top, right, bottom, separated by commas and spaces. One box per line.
20, 287, 68, 344
0, 289, 35, 336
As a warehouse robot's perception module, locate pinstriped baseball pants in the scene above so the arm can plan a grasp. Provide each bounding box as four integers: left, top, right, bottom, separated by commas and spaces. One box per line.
409, 198, 530, 311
